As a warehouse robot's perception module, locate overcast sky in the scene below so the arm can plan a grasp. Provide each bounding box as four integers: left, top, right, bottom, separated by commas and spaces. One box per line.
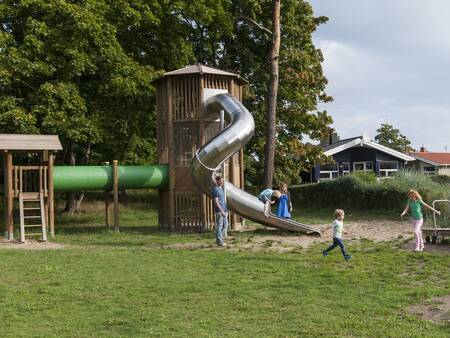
309, 0, 450, 151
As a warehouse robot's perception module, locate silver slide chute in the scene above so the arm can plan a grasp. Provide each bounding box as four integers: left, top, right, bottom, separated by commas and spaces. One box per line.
191, 93, 321, 235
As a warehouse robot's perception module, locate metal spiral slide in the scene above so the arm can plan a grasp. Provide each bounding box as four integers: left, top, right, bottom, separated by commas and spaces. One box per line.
191, 93, 321, 235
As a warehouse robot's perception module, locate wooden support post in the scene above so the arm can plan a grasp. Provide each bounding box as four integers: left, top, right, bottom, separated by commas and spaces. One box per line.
113, 160, 119, 232
48, 151, 55, 237
4, 151, 13, 240
167, 78, 174, 231
105, 196, 111, 228
43, 151, 49, 235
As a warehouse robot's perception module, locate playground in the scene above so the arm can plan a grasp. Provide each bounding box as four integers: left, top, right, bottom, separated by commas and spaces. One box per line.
0, 65, 448, 337
0, 197, 449, 337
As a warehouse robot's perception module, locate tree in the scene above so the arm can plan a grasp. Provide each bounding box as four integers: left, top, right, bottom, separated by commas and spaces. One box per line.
227, 0, 333, 186
375, 123, 413, 153
0, 0, 161, 212
263, 0, 281, 189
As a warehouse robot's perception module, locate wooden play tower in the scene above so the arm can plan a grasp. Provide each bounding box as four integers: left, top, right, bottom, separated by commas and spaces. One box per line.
154, 64, 247, 232
1, 134, 62, 241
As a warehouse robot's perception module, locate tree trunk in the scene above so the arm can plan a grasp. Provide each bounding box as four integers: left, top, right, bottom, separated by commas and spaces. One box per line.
263, 0, 281, 188
64, 142, 91, 214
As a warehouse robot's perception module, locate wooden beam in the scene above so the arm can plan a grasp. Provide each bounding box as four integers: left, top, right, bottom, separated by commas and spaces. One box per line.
113, 160, 119, 232
167, 78, 174, 231
48, 151, 55, 237
5, 151, 13, 240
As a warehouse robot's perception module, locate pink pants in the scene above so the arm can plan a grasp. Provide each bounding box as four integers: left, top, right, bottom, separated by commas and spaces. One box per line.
412, 219, 424, 250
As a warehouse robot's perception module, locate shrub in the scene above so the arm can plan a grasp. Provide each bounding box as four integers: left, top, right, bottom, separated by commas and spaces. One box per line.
349, 171, 377, 184
430, 174, 450, 185
291, 170, 450, 221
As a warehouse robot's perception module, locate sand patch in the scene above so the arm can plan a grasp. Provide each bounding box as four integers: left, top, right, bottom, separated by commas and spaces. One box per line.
0, 238, 67, 250
408, 295, 450, 324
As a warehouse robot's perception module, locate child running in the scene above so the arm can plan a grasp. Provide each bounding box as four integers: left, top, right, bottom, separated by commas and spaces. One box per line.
401, 189, 441, 252
322, 209, 352, 261
258, 188, 281, 217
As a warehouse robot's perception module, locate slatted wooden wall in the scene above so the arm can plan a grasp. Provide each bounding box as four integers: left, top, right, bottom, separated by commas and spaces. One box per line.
156, 72, 245, 232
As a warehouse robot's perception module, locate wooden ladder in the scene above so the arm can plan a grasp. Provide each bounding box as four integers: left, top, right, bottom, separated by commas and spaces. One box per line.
19, 192, 47, 243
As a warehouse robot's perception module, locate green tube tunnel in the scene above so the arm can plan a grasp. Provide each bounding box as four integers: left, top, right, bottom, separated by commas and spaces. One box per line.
53, 165, 168, 192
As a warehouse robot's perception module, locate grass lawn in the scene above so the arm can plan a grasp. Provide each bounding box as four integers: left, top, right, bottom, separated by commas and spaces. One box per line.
0, 192, 449, 337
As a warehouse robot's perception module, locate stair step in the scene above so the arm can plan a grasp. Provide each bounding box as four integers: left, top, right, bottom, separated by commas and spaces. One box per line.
23, 199, 40, 202
25, 233, 45, 236
24, 216, 42, 219
24, 224, 44, 228
23, 207, 41, 210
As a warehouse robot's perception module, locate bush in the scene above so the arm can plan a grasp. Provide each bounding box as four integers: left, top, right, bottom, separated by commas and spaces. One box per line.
291, 170, 450, 219
430, 174, 450, 185
349, 171, 377, 184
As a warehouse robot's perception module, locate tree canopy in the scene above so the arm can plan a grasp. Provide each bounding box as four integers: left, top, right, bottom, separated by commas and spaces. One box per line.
1, 0, 332, 187
375, 123, 413, 153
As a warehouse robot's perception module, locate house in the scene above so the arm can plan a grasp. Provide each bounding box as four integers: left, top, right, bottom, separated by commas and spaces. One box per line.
409, 148, 450, 176
311, 133, 415, 182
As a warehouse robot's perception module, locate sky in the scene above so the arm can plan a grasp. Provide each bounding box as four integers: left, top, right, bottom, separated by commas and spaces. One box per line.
309, 0, 450, 151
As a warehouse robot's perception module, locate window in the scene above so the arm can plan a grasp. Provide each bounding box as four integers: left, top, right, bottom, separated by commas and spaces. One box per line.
175, 124, 198, 166
379, 161, 398, 178
341, 162, 350, 176
423, 166, 436, 175
319, 164, 339, 181
353, 161, 373, 172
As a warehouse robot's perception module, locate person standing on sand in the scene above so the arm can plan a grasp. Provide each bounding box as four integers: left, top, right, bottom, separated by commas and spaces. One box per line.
212, 176, 228, 247
401, 189, 440, 252
276, 182, 292, 218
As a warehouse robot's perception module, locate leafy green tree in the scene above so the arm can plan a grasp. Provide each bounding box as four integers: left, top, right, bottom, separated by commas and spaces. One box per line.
0, 0, 164, 211
375, 123, 413, 153
229, 0, 333, 186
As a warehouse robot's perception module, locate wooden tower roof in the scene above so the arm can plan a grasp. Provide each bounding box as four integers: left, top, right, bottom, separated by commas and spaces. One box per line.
0, 134, 62, 151
153, 64, 248, 84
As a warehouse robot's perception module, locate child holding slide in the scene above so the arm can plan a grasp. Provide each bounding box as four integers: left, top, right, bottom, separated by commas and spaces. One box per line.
322, 209, 352, 261
258, 189, 281, 217
401, 189, 441, 252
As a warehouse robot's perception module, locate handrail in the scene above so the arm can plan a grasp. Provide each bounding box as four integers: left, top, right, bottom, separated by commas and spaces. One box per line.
12, 165, 49, 197
432, 199, 450, 235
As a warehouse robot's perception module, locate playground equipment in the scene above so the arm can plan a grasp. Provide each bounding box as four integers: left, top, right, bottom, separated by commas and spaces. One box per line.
2, 64, 320, 240
1, 134, 61, 241
423, 199, 450, 244
191, 93, 321, 235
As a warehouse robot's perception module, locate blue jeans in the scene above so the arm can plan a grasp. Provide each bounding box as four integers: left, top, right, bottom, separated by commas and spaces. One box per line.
215, 212, 228, 245
324, 237, 348, 257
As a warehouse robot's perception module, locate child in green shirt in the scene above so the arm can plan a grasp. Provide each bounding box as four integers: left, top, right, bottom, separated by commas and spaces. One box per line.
401, 189, 440, 252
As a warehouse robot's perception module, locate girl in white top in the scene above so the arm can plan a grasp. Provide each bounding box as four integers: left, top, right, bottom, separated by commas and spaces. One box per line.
322, 209, 352, 261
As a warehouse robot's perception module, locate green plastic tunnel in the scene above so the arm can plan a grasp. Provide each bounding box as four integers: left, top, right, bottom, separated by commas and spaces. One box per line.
53, 165, 168, 192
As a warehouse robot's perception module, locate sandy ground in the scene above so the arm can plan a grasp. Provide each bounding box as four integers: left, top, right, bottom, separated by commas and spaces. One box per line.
0, 238, 66, 250
165, 220, 450, 254
0, 220, 448, 255
408, 295, 450, 324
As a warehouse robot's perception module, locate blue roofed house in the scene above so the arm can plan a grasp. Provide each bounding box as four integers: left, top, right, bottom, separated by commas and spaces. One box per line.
311, 133, 415, 182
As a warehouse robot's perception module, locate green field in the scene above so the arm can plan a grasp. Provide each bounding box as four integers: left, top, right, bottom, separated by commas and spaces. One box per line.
0, 194, 449, 337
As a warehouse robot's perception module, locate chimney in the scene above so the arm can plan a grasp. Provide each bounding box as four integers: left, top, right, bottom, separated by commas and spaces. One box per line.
420, 145, 427, 152
329, 132, 340, 145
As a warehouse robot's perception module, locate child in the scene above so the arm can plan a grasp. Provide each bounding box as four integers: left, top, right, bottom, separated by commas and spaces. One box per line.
258, 189, 281, 217
322, 209, 352, 261
401, 189, 441, 252
276, 182, 292, 218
